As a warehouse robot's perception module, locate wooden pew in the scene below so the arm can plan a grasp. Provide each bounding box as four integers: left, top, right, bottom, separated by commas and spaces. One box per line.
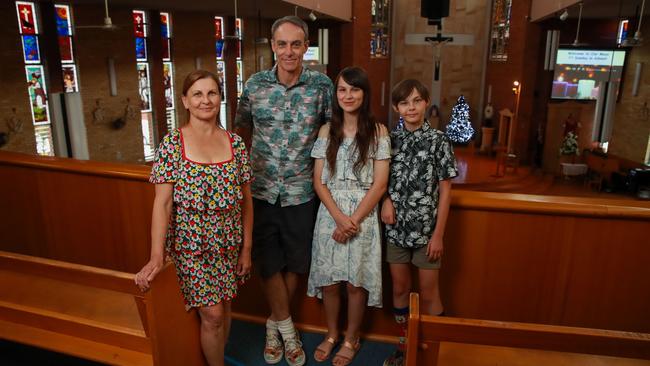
0, 250, 206, 366
2, 151, 650, 344
405, 293, 650, 366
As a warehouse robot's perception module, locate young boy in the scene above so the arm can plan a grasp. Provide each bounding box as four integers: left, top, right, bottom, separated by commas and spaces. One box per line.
381, 79, 457, 366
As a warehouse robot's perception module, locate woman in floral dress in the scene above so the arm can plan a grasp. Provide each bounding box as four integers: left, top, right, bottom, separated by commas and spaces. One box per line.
307, 67, 390, 366
135, 70, 253, 366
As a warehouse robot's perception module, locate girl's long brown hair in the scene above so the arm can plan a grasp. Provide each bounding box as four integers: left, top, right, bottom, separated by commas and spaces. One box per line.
326, 67, 377, 176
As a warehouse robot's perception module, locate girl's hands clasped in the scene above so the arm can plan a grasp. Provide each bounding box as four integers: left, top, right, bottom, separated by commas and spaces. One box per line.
332, 213, 359, 243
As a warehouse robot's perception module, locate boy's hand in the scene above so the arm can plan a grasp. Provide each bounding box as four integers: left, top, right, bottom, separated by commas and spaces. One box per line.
427, 235, 444, 261
381, 199, 396, 225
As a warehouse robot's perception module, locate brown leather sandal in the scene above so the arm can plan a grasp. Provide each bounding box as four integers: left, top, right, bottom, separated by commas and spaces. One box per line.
332, 338, 360, 366
314, 336, 338, 362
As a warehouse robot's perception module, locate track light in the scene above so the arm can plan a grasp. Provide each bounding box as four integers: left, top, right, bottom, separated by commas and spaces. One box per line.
559, 9, 569, 21
308, 11, 317, 21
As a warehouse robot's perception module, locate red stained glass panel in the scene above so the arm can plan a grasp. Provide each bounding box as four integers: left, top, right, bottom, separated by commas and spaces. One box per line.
17, 3, 37, 34
133, 11, 145, 37
58, 36, 73, 62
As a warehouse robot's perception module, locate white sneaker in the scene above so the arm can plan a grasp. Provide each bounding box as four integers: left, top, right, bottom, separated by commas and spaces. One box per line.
263, 331, 283, 364
283, 335, 306, 366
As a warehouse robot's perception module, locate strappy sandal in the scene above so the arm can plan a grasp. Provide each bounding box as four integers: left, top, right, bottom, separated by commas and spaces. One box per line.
332, 338, 361, 366
314, 336, 338, 362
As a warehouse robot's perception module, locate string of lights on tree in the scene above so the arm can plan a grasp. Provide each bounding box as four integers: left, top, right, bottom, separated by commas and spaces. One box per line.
445, 95, 475, 144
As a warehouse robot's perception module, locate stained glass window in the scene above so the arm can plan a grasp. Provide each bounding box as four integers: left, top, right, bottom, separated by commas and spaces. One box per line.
16, 1, 53, 156
134, 9, 155, 161
236, 18, 244, 99
370, 0, 390, 58
215, 16, 227, 129
21, 35, 40, 63
17, 1, 38, 34
55, 4, 79, 93
489, 0, 512, 61
161, 11, 176, 131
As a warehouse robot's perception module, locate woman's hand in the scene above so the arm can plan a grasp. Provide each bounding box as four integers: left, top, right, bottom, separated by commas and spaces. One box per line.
135, 256, 164, 292
381, 198, 396, 225
237, 247, 252, 276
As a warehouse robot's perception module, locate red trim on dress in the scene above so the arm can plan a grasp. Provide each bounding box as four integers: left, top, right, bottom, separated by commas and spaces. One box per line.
179, 129, 235, 166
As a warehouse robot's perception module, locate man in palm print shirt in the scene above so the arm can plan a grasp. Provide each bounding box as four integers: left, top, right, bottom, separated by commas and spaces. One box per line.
234, 16, 332, 366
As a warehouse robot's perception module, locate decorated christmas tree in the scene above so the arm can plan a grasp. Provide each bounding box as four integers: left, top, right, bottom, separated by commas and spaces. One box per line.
559, 131, 579, 156
446, 95, 474, 144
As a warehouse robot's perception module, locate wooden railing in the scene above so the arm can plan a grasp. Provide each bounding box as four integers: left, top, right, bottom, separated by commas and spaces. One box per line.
1, 150, 650, 345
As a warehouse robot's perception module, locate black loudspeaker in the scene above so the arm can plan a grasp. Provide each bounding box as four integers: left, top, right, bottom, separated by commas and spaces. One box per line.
421, 0, 450, 20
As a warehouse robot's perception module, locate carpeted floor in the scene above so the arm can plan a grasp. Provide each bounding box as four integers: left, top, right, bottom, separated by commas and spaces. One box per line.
225, 320, 395, 366
0, 319, 395, 366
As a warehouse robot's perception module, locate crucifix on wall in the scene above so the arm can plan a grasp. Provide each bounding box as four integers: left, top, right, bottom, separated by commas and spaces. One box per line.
405, 21, 474, 107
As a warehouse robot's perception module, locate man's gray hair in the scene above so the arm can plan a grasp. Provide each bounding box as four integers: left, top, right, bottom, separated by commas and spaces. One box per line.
271, 16, 309, 41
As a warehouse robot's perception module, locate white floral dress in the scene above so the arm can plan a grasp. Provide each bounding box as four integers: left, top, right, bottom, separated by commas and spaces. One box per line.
307, 135, 390, 307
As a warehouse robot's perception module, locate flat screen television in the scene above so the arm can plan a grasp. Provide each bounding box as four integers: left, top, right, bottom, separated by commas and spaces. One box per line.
551, 48, 626, 100
304, 46, 320, 62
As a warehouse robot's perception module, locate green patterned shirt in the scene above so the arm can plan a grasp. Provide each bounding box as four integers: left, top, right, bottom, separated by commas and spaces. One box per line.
235, 66, 333, 206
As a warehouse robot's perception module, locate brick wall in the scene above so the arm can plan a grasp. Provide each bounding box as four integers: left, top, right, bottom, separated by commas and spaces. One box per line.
609, 21, 650, 164
0, 3, 271, 164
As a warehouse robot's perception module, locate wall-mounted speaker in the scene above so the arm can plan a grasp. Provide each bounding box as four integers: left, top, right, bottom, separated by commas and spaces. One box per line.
421, 0, 450, 20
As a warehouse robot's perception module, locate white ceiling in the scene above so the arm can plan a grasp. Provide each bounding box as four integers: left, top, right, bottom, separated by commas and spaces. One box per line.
568, 0, 648, 19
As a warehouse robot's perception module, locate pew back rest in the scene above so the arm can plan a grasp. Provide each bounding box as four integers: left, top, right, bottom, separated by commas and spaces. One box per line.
0, 250, 205, 366
405, 293, 650, 366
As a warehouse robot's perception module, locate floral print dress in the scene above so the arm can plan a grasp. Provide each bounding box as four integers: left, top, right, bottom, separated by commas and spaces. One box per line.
150, 129, 252, 308
307, 135, 390, 307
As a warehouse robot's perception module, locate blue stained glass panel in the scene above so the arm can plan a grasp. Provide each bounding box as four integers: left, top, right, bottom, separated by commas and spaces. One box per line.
216, 39, 224, 59
160, 13, 169, 38
135, 37, 147, 60
55, 6, 70, 36
22, 35, 40, 63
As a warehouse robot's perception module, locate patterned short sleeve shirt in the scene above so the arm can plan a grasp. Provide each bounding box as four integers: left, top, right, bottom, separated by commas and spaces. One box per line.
386, 121, 458, 248
234, 66, 333, 207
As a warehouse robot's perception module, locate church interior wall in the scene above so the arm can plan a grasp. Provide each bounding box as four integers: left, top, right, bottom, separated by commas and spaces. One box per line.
391, 0, 490, 131
610, 20, 650, 164
73, 4, 145, 163
3, 0, 648, 169
483, 0, 542, 163
1, 0, 38, 156
0, 2, 273, 164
